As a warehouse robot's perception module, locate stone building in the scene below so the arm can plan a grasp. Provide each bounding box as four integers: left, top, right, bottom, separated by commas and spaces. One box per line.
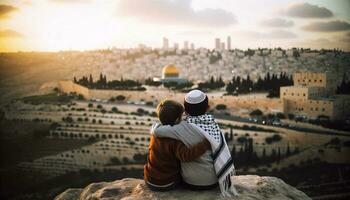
281, 71, 350, 120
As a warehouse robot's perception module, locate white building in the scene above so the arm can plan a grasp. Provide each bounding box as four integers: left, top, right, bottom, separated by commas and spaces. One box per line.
227, 36, 231, 50
190, 43, 195, 50
163, 37, 169, 49
215, 38, 221, 50
221, 42, 225, 50
183, 41, 189, 50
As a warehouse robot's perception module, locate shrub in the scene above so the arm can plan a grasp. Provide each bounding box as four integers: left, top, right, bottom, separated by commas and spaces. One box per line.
215, 104, 227, 110
288, 114, 295, 120
110, 157, 121, 165
265, 134, 282, 144
137, 108, 144, 112
250, 109, 263, 117
65, 116, 74, 123
271, 134, 282, 142
111, 107, 118, 113
116, 95, 126, 101
109, 97, 115, 102
276, 112, 286, 119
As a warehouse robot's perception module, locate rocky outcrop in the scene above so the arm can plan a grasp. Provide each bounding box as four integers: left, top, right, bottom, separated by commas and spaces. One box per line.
55, 175, 311, 200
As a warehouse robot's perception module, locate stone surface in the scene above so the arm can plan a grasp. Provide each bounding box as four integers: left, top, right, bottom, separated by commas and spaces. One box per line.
55, 175, 311, 200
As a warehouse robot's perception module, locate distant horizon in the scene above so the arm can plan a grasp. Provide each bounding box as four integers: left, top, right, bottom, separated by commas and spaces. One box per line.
0, 45, 349, 54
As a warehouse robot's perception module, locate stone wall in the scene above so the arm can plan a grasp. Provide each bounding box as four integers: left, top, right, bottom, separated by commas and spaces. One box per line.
57, 81, 283, 113
58, 80, 90, 99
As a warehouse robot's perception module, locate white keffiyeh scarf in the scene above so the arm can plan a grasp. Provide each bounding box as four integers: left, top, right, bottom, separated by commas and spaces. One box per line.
186, 114, 238, 197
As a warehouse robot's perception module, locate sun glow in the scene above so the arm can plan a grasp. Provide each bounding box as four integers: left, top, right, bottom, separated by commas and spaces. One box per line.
35, 4, 124, 51
1, 0, 349, 52
0, 1, 133, 52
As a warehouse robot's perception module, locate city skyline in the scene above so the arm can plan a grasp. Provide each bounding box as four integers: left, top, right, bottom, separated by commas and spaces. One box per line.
0, 0, 349, 52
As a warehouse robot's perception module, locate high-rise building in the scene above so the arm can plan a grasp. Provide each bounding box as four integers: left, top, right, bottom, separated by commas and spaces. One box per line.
184, 41, 189, 50
190, 43, 195, 50
174, 43, 179, 49
221, 42, 225, 50
215, 38, 220, 49
227, 36, 231, 50
163, 37, 169, 49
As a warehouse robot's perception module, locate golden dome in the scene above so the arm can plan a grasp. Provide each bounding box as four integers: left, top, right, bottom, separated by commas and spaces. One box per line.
162, 64, 179, 77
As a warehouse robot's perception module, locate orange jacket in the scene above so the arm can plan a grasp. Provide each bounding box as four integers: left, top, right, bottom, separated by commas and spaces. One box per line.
144, 135, 210, 185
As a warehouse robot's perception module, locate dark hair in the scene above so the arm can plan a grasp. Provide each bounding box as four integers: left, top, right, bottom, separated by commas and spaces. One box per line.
156, 99, 184, 125
184, 96, 208, 116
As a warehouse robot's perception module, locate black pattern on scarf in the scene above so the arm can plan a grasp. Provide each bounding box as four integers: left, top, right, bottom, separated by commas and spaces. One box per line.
186, 114, 221, 143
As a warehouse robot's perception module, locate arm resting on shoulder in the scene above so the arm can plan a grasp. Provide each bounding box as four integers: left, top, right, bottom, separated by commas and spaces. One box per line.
175, 139, 210, 162
152, 123, 180, 140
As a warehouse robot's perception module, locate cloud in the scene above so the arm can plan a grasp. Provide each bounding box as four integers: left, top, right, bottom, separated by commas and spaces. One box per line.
281, 3, 333, 18
259, 18, 294, 28
0, 29, 24, 38
302, 20, 350, 32
237, 30, 297, 39
116, 0, 236, 27
0, 4, 18, 19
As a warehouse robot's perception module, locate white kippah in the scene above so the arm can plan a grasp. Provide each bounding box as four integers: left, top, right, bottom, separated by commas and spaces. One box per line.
185, 89, 206, 104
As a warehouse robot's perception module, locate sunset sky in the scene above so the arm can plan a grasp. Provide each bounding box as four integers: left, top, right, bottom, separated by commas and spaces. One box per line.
0, 0, 349, 52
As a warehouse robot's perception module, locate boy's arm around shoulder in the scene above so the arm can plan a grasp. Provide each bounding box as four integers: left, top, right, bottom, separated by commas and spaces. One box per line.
151, 122, 183, 140
174, 139, 210, 162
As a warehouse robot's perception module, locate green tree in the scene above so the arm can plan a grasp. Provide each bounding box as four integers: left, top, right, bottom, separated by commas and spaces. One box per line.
116, 95, 126, 101
215, 104, 227, 110
111, 107, 118, 113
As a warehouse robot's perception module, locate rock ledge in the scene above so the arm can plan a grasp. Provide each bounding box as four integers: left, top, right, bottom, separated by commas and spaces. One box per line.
55, 175, 311, 200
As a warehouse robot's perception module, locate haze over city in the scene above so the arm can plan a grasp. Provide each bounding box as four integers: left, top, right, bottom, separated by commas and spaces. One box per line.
0, 0, 350, 52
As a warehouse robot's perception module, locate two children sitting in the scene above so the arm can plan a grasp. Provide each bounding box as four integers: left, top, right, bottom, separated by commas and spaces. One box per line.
144, 90, 237, 197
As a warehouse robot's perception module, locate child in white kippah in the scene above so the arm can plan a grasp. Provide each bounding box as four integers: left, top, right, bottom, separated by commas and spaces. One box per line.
183, 90, 238, 196
184, 89, 209, 116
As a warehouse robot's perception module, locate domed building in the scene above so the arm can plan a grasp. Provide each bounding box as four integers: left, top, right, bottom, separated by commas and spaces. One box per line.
153, 64, 187, 84
162, 64, 179, 79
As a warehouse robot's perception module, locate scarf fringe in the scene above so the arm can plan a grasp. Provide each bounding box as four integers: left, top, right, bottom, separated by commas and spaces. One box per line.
219, 171, 239, 197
